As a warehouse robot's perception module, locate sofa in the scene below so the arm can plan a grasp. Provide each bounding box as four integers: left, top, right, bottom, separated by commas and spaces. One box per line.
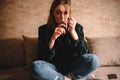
0, 36, 38, 80
87, 37, 120, 80
0, 35, 120, 80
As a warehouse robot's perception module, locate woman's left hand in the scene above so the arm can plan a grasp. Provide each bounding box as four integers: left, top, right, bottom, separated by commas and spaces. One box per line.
68, 17, 77, 33
68, 17, 79, 40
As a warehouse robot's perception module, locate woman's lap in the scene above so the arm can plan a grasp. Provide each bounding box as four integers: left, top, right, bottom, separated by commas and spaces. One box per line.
31, 54, 99, 80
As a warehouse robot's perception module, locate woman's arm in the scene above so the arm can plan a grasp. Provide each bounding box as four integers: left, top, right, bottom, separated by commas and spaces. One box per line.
70, 23, 88, 55
38, 25, 51, 61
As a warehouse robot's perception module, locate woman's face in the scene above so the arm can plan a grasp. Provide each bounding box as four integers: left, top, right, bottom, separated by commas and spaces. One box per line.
54, 4, 70, 24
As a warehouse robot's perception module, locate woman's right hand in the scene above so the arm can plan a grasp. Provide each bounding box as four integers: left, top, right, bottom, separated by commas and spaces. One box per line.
49, 24, 66, 49
51, 24, 66, 41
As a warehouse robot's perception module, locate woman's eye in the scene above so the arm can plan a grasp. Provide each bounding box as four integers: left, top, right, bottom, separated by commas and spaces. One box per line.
56, 11, 60, 15
64, 11, 68, 15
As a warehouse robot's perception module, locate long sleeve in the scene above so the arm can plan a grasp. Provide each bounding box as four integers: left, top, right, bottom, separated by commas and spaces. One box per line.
38, 25, 54, 61
70, 23, 88, 55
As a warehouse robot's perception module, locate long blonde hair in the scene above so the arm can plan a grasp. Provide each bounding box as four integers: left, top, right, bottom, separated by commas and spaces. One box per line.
47, 0, 71, 28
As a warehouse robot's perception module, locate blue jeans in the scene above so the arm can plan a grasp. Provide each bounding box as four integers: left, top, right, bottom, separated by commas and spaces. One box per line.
31, 54, 99, 80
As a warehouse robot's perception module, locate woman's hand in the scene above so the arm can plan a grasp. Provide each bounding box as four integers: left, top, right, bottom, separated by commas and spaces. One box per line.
51, 24, 66, 40
68, 17, 79, 41
68, 17, 77, 33
49, 24, 66, 49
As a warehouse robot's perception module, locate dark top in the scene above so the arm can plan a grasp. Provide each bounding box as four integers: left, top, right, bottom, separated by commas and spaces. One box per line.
38, 23, 88, 67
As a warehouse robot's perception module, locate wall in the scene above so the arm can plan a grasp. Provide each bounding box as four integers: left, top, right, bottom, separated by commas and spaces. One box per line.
0, 0, 120, 39
72, 0, 120, 38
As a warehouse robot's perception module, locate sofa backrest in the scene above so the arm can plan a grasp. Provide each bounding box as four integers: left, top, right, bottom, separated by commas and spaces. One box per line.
23, 36, 120, 67
0, 36, 120, 69
0, 38, 25, 68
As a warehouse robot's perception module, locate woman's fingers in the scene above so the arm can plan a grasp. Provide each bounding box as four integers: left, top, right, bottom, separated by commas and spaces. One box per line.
53, 26, 66, 40
68, 17, 76, 31
68, 18, 76, 26
55, 27, 66, 35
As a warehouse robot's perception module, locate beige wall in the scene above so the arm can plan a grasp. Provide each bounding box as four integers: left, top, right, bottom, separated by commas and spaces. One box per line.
0, 0, 120, 39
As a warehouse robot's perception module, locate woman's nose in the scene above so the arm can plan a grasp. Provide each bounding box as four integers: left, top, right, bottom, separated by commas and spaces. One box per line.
61, 14, 67, 22
61, 14, 65, 21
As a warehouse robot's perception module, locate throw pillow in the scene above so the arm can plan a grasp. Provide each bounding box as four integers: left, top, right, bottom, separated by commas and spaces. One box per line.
22, 35, 38, 67
87, 37, 120, 66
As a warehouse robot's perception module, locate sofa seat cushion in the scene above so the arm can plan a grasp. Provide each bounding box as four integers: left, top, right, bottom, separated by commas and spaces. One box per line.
0, 38, 25, 68
87, 37, 120, 66
0, 67, 31, 80
92, 66, 120, 80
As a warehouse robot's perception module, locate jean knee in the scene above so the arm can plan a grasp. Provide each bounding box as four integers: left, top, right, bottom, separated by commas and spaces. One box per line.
83, 54, 100, 69
31, 60, 47, 69
89, 54, 100, 69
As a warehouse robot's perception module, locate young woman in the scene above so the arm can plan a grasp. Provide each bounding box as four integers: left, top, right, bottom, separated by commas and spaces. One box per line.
31, 0, 99, 80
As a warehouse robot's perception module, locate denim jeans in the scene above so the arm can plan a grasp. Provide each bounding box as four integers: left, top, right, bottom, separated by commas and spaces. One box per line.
30, 54, 99, 80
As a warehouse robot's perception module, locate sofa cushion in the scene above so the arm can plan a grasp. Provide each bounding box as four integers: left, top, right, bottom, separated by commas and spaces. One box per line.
87, 37, 120, 66
22, 35, 38, 67
0, 38, 25, 68
0, 67, 31, 80
92, 66, 120, 80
